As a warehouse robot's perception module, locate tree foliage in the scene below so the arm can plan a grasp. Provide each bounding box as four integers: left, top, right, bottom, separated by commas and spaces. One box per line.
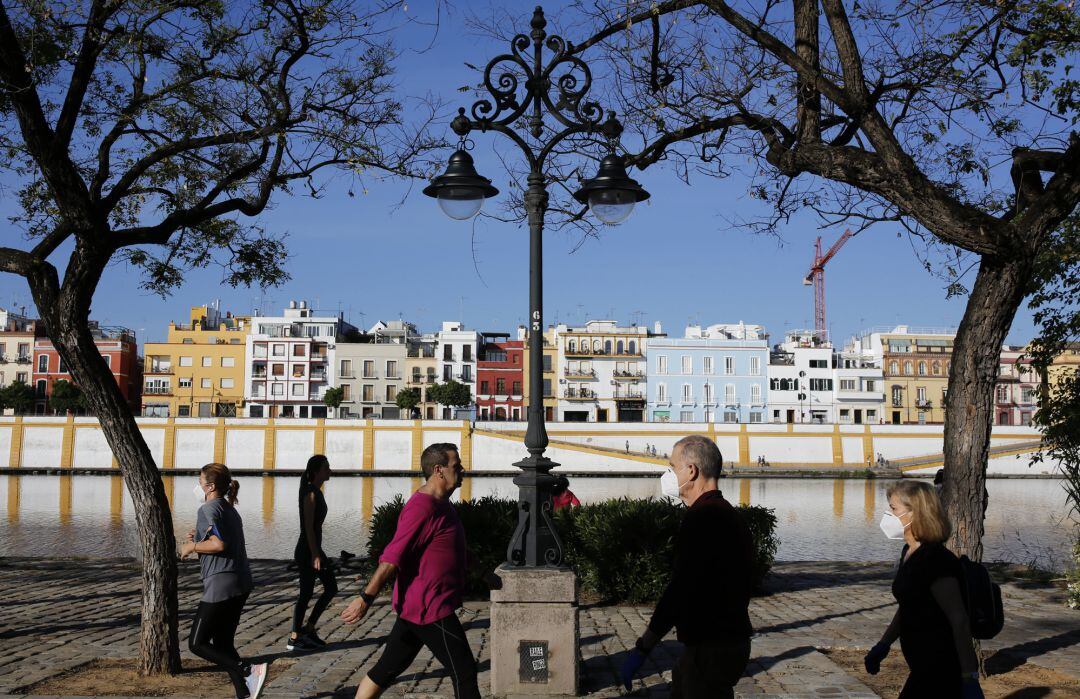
0, 380, 35, 414
395, 386, 421, 415
49, 378, 84, 415
429, 380, 471, 408
322, 386, 344, 411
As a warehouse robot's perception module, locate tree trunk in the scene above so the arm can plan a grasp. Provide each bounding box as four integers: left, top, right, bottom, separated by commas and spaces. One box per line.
26, 248, 181, 675
942, 254, 1031, 560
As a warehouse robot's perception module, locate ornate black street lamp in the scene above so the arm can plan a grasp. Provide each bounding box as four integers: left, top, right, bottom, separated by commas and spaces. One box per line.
424, 5, 649, 567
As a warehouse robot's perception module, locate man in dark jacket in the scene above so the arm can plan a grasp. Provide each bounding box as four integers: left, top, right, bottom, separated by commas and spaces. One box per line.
620, 434, 754, 698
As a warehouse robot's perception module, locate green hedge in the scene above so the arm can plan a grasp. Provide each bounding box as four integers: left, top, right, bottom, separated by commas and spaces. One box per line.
366, 494, 778, 602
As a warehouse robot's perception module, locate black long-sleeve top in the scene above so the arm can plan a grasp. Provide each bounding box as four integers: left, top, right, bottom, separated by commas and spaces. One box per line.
646, 489, 754, 644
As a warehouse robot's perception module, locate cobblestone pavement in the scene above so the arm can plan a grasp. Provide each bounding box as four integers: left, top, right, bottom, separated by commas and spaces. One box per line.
0, 559, 1077, 698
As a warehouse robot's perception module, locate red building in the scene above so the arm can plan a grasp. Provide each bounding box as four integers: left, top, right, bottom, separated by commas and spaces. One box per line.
476, 333, 524, 421
32, 323, 141, 413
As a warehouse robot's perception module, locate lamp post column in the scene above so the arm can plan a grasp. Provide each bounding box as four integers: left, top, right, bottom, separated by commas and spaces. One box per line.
507, 171, 564, 568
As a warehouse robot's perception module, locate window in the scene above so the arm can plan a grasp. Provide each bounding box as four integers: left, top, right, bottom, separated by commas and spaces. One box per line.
58, 357, 68, 374
16, 371, 26, 383
202, 356, 212, 367
444, 344, 453, 360
770, 377, 798, 391
179, 377, 192, 388
568, 340, 576, 353
749, 411, 763, 424
221, 357, 235, 368
724, 356, 735, 375
272, 383, 284, 396
751, 384, 762, 404
840, 379, 857, 391
443, 365, 452, 381
293, 344, 306, 357
292, 383, 304, 396
201, 378, 212, 389
272, 363, 285, 377
178, 405, 192, 417
463, 345, 472, 361
996, 386, 1009, 402
703, 383, 713, 403
840, 408, 851, 423
480, 380, 490, 394
629, 341, 637, 354
35, 378, 46, 397
656, 383, 667, 402
680, 411, 694, 423
809, 378, 833, 391
542, 355, 552, 372
496, 378, 506, 394
889, 360, 899, 375
103, 355, 112, 368
37, 355, 48, 373
342, 384, 351, 401
682, 384, 693, 403
865, 380, 876, 392
892, 386, 903, 406
180, 356, 193, 367
725, 384, 737, 404
931, 360, 941, 375
198, 403, 213, 417
362, 385, 374, 401
904, 360, 913, 375
363, 360, 375, 378
292, 364, 306, 378
543, 379, 552, 397
461, 365, 472, 382
655, 355, 668, 374
749, 356, 761, 376
703, 356, 714, 374
681, 355, 692, 374
513, 381, 521, 394
220, 378, 234, 389
604, 340, 612, 354
382, 384, 396, 402
16, 343, 29, 359
1021, 387, 1034, 404
386, 360, 398, 378
867, 409, 877, 421
916, 386, 927, 403
340, 359, 352, 377
918, 361, 927, 375
809, 359, 828, 369
724, 411, 738, 423
617, 340, 624, 354
272, 344, 285, 357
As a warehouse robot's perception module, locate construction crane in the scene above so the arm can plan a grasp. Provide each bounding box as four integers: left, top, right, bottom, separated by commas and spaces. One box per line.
803, 229, 855, 342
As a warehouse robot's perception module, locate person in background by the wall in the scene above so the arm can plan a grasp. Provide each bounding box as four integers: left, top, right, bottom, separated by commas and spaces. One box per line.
551, 475, 580, 511
864, 480, 983, 698
288, 454, 338, 652
180, 463, 266, 699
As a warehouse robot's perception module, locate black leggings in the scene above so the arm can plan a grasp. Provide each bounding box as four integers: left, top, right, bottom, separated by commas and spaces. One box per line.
292, 558, 338, 634
367, 613, 481, 699
188, 593, 250, 698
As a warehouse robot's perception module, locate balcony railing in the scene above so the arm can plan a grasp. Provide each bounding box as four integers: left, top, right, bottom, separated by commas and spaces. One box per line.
615, 390, 645, 400
146, 366, 173, 374
613, 370, 645, 379
564, 368, 596, 378
565, 348, 641, 357
311, 373, 327, 382
563, 388, 597, 400
143, 386, 172, 395
15, 355, 31, 363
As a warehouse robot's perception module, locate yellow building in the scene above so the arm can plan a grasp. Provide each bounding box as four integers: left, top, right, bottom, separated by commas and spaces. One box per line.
859, 326, 955, 425
522, 328, 558, 422
141, 305, 250, 417
1046, 343, 1080, 400
406, 335, 439, 420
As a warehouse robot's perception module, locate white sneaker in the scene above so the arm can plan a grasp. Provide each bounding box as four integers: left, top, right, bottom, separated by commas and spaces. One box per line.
245, 662, 267, 699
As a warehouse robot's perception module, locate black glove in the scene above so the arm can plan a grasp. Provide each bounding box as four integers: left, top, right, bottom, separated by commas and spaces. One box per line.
863, 642, 890, 675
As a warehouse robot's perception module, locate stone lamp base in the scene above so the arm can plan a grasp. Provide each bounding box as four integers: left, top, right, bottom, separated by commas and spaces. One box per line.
489, 565, 579, 697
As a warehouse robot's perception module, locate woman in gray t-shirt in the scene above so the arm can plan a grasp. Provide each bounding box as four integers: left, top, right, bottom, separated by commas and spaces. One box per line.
179, 463, 266, 699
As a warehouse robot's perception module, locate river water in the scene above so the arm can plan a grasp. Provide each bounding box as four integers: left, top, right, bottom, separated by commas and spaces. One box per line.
0, 475, 1073, 570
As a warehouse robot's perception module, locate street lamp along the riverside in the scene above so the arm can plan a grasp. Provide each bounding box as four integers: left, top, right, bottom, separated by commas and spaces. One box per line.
424, 5, 649, 577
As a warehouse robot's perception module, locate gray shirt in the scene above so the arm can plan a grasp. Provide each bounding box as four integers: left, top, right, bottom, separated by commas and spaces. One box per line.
195, 498, 253, 603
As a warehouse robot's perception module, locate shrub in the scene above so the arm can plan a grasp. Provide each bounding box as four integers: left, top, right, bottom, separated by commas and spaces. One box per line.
365, 493, 779, 602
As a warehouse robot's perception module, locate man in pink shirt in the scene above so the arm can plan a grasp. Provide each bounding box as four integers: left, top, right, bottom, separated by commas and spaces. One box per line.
341, 443, 480, 699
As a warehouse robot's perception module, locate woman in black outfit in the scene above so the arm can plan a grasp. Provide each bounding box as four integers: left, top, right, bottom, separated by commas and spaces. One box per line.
864, 480, 984, 698
288, 454, 338, 652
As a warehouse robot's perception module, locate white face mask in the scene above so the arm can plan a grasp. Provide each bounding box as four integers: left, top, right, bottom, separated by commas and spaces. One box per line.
193, 481, 207, 503
660, 469, 688, 500
879, 511, 911, 540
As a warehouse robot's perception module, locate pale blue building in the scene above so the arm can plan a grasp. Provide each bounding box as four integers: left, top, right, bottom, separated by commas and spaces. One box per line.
646, 324, 770, 423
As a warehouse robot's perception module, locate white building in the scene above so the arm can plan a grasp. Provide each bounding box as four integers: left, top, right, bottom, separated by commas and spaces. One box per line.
554, 320, 662, 422
767, 330, 836, 424
833, 342, 885, 425
244, 301, 356, 418
436, 321, 479, 419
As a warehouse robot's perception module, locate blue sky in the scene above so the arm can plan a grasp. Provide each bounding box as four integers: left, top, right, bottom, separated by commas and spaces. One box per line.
0, 0, 1038, 349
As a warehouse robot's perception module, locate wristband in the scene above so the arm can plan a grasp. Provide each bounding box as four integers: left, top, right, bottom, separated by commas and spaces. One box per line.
360, 591, 375, 605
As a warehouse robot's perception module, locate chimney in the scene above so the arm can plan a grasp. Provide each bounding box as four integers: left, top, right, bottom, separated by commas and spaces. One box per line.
289, 300, 297, 309
300, 300, 307, 309
653, 320, 662, 335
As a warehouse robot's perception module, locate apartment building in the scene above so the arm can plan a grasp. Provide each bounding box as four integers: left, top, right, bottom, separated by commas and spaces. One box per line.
521, 327, 558, 422
141, 304, 249, 417
33, 323, 140, 413
855, 325, 956, 424
406, 333, 439, 419
244, 301, 356, 418
647, 323, 769, 423
767, 330, 837, 424
995, 345, 1040, 426
436, 321, 479, 419
0, 308, 40, 392
335, 321, 412, 419
476, 332, 524, 421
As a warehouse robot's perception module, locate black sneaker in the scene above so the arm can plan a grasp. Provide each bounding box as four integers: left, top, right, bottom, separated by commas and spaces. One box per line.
304, 631, 327, 647
286, 635, 317, 652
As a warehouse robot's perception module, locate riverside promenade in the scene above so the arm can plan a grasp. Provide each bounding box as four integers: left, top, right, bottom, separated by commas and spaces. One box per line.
0, 559, 1077, 698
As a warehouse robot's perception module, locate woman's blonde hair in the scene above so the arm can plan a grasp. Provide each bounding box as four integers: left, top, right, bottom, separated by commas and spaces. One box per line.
886, 480, 951, 544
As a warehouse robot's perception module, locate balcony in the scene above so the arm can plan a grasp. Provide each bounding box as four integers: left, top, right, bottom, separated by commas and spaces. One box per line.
146, 366, 173, 374
311, 372, 327, 382
15, 355, 31, 364
143, 386, 172, 395
564, 368, 596, 379
614, 390, 645, 401
612, 370, 645, 380
565, 347, 642, 358
563, 388, 597, 400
